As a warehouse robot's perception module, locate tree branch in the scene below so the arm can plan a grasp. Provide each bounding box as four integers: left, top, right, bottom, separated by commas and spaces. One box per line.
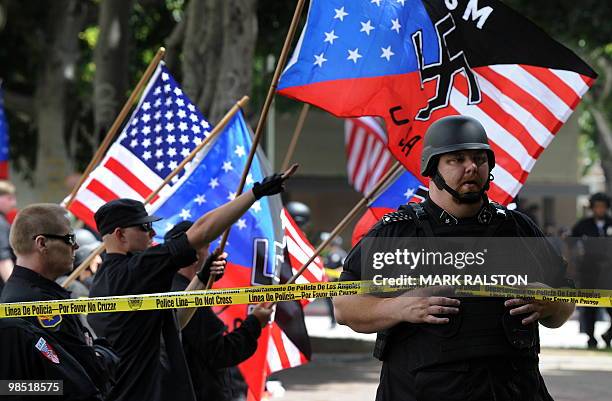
592, 107, 612, 155
164, 18, 185, 73
596, 55, 612, 102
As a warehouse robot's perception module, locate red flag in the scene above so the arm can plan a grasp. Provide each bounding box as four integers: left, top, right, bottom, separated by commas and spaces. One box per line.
278, 0, 597, 205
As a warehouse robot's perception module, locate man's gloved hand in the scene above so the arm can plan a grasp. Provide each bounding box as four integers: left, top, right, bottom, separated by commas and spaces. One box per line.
196, 249, 227, 283
252, 164, 298, 200
251, 303, 274, 327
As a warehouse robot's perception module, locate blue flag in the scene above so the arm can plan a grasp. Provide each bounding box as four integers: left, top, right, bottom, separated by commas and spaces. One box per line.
150, 110, 284, 282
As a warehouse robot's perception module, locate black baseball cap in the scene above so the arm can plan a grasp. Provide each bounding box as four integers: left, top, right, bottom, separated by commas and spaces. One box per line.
94, 198, 161, 236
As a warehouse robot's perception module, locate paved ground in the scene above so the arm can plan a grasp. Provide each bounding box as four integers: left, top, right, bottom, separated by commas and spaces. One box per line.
269, 349, 612, 401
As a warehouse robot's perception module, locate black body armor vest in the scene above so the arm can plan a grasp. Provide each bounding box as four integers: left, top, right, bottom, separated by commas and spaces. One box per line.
373, 202, 539, 371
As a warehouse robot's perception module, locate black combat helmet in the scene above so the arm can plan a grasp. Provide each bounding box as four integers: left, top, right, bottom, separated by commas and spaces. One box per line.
286, 201, 311, 229
420, 115, 495, 177
421, 115, 495, 203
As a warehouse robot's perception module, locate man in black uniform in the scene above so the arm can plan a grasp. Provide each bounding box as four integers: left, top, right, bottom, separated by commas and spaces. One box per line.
1, 203, 115, 398
0, 317, 102, 401
165, 221, 273, 401
88, 169, 293, 401
334, 116, 574, 401
570, 192, 612, 348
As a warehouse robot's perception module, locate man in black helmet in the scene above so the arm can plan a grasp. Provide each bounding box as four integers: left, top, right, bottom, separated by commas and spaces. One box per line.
570, 192, 612, 348
334, 115, 574, 401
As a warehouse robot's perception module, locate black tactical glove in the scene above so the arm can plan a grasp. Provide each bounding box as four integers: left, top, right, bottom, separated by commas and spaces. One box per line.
196, 250, 224, 283
252, 173, 285, 200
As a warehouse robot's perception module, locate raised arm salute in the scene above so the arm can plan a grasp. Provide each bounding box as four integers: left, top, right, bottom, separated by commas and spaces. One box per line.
87, 167, 296, 401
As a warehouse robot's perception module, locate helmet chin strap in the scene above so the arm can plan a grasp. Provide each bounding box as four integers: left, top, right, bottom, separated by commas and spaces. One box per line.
432, 171, 492, 204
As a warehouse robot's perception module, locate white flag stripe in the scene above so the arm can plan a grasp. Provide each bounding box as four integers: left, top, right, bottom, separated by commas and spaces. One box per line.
266, 339, 283, 373
369, 150, 390, 191
450, 88, 536, 173
286, 236, 324, 280
280, 330, 303, 368
87, 166, 145, 201
292, 275, 310, 285
491, 65, 572, 122
346, 127, 365, 181
353, 134, 375, 191
475, 72, 554, 148
106, 144, 165, 188
491, 164, 522, 197
72, 188, 106, 212
550, 69, 591, 97
345, 117, 393, 194
358, 116, 387, 142
281, 211, 319, 259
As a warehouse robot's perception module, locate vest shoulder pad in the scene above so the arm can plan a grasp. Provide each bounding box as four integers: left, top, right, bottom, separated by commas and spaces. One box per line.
489, 201, 509, 219
381, 210, 413, 225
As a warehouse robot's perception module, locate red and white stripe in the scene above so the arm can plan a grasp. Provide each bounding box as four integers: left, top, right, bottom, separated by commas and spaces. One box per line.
68, 144, 170, 229
345, 117, 394, 194
265, 322, 309, 374
449, 64, 594, 204
281, 208, 325, 288
262, 209, 325, 376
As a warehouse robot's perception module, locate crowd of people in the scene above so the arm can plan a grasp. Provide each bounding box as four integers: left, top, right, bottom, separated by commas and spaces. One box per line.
0, 171, 292, 401
0, 117, 611, 401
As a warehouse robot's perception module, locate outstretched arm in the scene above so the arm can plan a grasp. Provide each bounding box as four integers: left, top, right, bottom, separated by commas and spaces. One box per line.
185, 164, 298, 250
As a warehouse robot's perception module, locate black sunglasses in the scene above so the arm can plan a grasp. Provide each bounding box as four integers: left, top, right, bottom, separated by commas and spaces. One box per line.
32, 233, 77, 247
125, 222, 154, 232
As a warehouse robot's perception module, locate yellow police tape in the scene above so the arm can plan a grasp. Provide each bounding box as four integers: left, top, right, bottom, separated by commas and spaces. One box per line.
1, 281, 611, 318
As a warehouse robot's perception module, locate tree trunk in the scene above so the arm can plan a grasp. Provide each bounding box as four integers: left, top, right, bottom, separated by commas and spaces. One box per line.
593, 107, 612, 195
181, 0, 258, 123
93, 0, 132, 142
28, 0, 86, 204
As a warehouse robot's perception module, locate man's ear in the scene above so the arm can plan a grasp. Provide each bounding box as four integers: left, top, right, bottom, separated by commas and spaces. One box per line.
112, 227, 126, 243
32, 235, 47, 252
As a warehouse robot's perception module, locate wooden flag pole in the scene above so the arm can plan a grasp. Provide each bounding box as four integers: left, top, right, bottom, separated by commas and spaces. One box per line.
281, 104, 310, 171
62, 96, 250, 288
285, 161, 403, 285
64, 47, 166, 209
205, 0, 308, 290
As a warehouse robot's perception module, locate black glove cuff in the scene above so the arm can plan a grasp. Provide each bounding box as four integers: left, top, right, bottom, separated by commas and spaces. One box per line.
196, 253, 216, 283
196, 267, 211, 283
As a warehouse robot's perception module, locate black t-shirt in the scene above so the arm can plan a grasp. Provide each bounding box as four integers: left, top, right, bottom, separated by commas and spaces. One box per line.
171, 273, 261, 401
1, 266, 109, 395
87, 233, 197, 401
0, 318, 102, 401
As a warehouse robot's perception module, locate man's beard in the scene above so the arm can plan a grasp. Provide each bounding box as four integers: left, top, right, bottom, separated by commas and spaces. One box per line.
452, 191, 482, 204
452, 181, 483, 204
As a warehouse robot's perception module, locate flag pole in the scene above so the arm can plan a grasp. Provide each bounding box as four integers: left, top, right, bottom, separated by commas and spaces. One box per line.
206, 0, 308, 289
286, 161, 403, 285
64, 47, 166, 209
62, 96, 250, 288
281, 104, 310, 171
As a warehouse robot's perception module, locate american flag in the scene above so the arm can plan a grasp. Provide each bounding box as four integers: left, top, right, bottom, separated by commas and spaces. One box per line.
68, 62, 210, 228
264, 209, 324, 377
344, 117, 393, 194
279, 0, 597, 205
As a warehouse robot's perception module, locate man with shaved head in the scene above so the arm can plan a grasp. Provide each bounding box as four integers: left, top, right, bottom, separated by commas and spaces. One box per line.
1, 204, 113, 399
